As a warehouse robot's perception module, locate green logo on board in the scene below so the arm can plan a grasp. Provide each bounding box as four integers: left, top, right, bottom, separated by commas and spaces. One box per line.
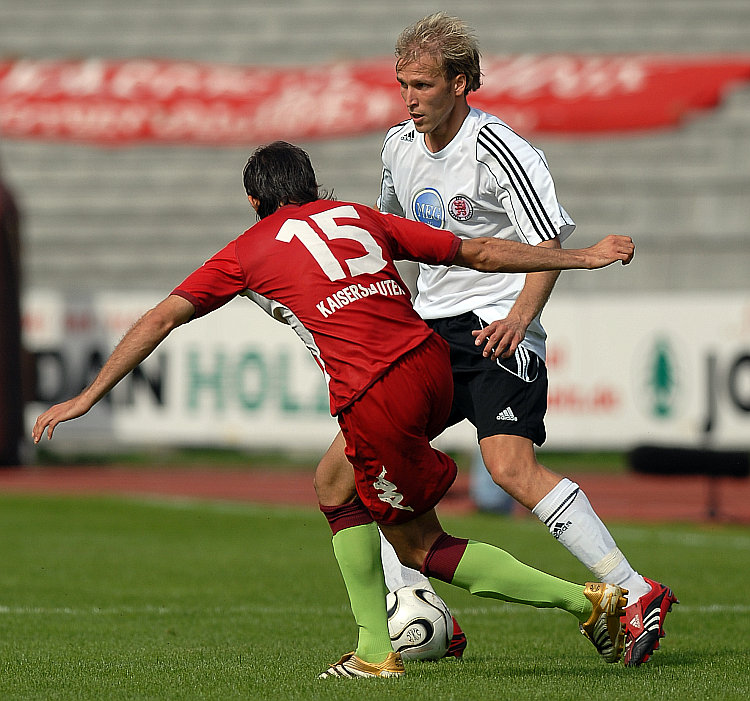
647, 338, 678, 418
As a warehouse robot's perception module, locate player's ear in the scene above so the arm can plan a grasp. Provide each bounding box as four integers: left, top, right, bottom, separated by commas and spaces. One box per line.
248, 195, 261, 213
453, 73, 467, 96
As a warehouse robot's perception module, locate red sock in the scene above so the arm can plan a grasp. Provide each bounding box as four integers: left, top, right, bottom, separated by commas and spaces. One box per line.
420, 532, 469, 582
319, 498, 373, 535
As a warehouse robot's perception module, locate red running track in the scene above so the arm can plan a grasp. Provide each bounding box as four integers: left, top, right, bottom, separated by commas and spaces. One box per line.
0, 466, 748, 523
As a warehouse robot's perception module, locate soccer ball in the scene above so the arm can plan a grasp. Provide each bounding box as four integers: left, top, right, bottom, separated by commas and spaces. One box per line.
386, 585, 452, 660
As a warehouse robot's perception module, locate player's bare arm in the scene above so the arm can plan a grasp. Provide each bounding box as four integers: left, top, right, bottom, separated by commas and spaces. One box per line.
32, 294, 195, 443
477, 238, 562, 361
494, 236, 560, 358
452, 234, 634, 274
453, 234, 635, 360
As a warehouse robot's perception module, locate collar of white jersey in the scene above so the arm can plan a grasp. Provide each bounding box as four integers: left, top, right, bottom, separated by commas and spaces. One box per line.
417, 107, 480, 159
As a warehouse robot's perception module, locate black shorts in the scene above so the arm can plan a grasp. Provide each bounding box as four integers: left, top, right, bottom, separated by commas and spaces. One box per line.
427, 312, 548, 446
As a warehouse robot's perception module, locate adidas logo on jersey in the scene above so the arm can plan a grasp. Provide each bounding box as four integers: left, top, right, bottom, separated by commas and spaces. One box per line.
400, 130, 415, 142
496, 407, 518, 422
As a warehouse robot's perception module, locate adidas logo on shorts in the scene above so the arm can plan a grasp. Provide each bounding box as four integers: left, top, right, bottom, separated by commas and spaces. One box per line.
496, 407, 518, 422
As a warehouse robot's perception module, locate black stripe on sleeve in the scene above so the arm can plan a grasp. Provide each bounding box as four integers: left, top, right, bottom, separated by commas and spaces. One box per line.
477, 125, 557, 241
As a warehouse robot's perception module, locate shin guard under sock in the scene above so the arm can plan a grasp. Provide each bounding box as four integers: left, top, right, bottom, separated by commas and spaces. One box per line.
532, 478, 649, 603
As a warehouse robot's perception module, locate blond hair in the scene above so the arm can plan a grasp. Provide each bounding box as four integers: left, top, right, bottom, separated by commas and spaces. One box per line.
395, 12, 482, 94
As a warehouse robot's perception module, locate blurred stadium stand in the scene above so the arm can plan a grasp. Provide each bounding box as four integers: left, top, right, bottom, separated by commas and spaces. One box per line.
1, 0, 749, 296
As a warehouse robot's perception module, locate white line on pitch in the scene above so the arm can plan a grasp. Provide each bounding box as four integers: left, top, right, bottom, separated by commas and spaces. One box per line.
0, 603, 746, 616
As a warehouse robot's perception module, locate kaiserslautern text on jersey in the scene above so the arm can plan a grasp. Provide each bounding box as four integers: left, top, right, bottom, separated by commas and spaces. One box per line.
172, 200, 460, 415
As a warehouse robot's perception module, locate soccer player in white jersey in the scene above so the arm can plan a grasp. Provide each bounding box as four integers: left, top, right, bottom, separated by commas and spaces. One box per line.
315, 12, 677, 667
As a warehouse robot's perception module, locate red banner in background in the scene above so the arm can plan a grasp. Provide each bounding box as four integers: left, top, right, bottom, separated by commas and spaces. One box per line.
473, 55, 750, 134
1, 55, 749, 145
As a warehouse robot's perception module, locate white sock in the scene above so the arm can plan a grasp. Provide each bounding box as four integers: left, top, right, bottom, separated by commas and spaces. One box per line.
378, 528, 436, 593
532, 478, 650, 604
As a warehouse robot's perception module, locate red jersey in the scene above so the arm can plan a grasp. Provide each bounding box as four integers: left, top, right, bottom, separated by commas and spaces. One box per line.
172, 200, 460, 414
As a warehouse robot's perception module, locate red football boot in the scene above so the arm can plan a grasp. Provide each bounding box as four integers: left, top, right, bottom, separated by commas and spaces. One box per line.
443, 616, 468, 659
622, 577, 679, 666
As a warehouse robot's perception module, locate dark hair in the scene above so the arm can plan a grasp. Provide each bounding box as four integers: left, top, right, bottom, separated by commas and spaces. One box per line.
242, 141, 320, 219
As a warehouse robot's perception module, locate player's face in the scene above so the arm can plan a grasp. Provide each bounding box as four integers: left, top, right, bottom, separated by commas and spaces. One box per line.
396, 55, 468, 151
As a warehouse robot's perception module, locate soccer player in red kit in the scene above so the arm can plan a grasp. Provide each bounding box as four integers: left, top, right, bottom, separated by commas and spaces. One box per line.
33, 141, 636, 679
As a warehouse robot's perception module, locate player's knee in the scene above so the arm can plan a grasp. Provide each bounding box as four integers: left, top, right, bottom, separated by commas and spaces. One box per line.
485, 455, 521, 486
314, 451, 356, 506
313, 469, 353, 506
484, 450, 540, 490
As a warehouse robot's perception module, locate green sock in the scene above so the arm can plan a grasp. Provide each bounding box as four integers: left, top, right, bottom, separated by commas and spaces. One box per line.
331, 523, 393, 663
452, 541, 592, 622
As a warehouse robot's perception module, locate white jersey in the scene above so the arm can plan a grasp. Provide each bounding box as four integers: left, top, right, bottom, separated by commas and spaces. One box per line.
378, 107, 575, 360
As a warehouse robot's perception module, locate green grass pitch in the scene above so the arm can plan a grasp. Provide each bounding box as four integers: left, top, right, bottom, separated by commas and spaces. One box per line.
0, 493, 748, 700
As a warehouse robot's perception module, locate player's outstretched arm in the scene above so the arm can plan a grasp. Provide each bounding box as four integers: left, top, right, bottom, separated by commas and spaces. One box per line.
32, 294, 195, 444
453, 235, 635, 272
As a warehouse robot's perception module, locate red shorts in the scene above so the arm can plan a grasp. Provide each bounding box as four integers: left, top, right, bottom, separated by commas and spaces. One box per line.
337, 332, 458, 524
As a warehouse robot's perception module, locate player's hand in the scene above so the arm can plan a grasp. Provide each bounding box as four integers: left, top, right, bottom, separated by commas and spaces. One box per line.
32, 396, 92, 444
472, 315, 526, 360
585, 235, 635, 268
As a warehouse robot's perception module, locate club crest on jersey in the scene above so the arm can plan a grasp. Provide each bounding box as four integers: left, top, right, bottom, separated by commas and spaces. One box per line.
412, 188, 444, 228
448, 196, 474, 222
